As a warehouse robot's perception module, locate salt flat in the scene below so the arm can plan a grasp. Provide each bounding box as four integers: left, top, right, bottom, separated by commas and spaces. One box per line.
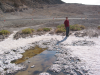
0, 31, 100, 75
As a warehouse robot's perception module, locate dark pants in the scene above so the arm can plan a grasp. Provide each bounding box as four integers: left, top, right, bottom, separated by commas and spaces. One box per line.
66, 27, 69, 37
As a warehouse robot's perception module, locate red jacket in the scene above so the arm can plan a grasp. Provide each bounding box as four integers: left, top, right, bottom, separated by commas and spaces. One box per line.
64, 20, 69, 27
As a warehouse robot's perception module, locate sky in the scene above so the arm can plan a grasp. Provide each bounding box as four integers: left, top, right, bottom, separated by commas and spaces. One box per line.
61, 0, 100, 5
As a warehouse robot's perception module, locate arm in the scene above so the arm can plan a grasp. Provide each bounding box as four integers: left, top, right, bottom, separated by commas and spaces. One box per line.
68, 20, 69, 27
64, 20, 66, 29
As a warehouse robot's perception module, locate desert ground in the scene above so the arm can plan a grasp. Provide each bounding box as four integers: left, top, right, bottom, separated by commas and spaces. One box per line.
0, 3, 100, 75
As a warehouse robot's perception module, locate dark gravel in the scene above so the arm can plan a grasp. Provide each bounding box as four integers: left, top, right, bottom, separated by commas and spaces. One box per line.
69, 19, 100, 27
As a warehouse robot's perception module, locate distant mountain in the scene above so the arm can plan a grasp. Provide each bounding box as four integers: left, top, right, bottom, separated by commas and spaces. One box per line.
0, 0, 64, 12
0, 0, 100, 18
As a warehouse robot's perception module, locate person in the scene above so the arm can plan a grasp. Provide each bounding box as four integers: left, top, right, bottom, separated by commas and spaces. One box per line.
64, 17, 69, 37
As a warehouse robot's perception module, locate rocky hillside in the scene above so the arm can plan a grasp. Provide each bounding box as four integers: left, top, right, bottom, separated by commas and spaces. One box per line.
0, 0, 63, 12
0, 0, 100, 18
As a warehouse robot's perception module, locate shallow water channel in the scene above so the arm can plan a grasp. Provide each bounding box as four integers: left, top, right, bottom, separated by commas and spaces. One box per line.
12, 46, 56, 75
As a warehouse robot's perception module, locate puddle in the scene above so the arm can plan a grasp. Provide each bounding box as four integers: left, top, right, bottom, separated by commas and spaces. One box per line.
14, 50, 56, 75
11, 46, 47, 64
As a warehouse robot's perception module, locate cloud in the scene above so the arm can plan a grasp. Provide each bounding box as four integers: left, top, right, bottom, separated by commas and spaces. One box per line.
62, 0, 100, 5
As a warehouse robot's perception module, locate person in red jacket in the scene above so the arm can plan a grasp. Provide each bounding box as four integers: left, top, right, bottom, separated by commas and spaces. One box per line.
64, 17, 69, 37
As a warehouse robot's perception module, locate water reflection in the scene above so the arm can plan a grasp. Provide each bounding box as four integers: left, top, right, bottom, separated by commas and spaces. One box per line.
11, 46, 47, 64
15, 50, 56, 75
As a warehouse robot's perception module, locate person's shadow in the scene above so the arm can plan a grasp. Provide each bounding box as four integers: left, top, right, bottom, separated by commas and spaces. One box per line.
56, 36, 68, 45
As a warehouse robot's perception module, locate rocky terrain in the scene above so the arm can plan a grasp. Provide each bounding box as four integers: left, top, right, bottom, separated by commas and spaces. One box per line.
0, 0, 100, 41
0, 0, 100, 32
0, 0, 100, 31
0, 0, 63, 13
0, 0, 100, 18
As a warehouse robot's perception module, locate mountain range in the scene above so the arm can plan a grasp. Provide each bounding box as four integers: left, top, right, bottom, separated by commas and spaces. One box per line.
0, 0, 100, 18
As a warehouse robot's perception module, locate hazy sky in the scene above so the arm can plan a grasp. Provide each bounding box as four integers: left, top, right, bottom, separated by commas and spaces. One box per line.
62, 0, 100, 5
